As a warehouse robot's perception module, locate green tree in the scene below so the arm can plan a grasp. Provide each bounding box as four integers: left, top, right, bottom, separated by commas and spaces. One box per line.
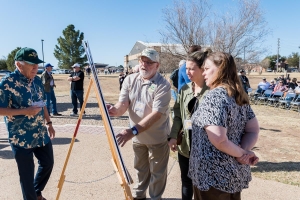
6, 47, 21, 71
54, 24, 87, 69
0, 57, 8, 70
265, 55, 286, 70
287, 52, 299, 68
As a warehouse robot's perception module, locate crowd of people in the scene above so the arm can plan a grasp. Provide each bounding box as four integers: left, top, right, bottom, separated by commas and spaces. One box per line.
108, 47, 259, 200
0, 46, 260, 200
255, 74, 300, 94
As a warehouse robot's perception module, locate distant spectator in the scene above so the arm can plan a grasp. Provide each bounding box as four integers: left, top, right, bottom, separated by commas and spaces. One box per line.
178, 45, 202, 92
169, 60, 185, 101
239, 69, 250, 93
133, 64, 140, 73
280, 74, 286, 84
67, 63, 85, 116
268, 79, 276, 90
257, 77, 270, 91
119, 71, 126, 91
294, 81, 300, 94
41, 63, 62, 116
273, 80, 288, 93
86, 66, 91, 79
287, 78, 297, 90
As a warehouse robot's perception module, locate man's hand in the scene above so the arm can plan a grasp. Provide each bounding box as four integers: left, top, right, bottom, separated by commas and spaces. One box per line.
116, 129, 134, 147
168, 138, 178, 152
47, 124, 55, 139
26, 106, 42, 116
106, 104, 118, 116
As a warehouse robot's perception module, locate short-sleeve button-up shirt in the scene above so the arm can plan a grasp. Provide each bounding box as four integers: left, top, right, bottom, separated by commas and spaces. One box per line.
0, 69, 50, 149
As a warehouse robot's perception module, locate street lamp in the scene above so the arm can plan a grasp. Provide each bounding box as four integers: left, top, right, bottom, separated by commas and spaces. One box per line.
41, 39, 44, 67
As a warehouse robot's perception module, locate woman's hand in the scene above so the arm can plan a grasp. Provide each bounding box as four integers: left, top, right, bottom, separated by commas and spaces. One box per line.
168, 138, 178, 152
236, 151, 259, 166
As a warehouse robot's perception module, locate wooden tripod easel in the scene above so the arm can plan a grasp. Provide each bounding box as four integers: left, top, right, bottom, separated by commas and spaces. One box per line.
56, 78, 133, 200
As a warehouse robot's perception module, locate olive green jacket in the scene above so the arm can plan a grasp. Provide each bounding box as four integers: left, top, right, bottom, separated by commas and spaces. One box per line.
169, 82, 209, 158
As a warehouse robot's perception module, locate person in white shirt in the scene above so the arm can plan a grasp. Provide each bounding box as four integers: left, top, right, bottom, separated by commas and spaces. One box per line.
294, 81, 300, 94
257, 77, 270, 91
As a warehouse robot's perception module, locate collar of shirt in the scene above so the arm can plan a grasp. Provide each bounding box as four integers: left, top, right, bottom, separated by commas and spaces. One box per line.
14, 69, 32, 84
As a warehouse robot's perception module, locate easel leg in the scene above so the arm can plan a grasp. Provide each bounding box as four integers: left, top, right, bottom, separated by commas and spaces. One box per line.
56, 79, 94, 200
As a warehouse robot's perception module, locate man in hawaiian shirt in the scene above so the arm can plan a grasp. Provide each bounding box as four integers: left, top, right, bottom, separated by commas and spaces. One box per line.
0, 47, 55, 200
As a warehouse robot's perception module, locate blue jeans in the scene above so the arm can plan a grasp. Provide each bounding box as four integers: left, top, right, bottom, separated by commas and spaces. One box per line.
70, 90, 84, 114
10, 142, 54, 200
171, 89, 177, 101
178, 153, 193, 200
45, 87, 58, 114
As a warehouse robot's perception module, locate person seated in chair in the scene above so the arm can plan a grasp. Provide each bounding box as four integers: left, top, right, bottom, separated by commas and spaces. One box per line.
257, 77, 270, 93
287, 78, 297, 90
273, 80, 288, 94
294, 81, 300, 94
268, 79, 276, 90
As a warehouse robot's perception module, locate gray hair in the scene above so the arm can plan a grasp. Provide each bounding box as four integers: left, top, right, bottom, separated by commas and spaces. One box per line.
15, 61, 25, 67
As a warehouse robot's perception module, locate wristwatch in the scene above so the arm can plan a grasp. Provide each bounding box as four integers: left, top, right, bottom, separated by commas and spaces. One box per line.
131, 126, 139, 136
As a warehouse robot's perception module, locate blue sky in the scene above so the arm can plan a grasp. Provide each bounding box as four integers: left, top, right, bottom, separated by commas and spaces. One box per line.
0, 0, 299, 68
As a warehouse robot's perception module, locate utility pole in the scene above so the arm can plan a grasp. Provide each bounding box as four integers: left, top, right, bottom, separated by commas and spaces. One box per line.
41, 39, 44, 67
244, 46, 246, 63
298, 46, 300, 69
276, 38, 280, 72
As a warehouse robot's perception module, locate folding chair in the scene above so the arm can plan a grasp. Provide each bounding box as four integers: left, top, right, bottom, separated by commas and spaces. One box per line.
254, 89, 273, 105
267, 91, 284, 107
289, 94, 300, 113
277, 93, 296, 109
250, 87, 264, 103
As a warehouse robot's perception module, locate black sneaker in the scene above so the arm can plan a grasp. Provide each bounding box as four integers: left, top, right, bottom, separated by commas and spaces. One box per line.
53, 113, 62, 116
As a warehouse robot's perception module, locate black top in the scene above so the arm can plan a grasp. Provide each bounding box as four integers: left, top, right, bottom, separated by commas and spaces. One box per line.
69, 70, 84, 90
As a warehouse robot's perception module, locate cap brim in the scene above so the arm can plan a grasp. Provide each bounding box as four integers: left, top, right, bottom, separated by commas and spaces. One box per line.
24, 59, 45, 64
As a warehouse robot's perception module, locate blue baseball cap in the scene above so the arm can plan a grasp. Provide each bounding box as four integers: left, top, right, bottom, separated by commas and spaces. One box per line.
45, 63, 54, 68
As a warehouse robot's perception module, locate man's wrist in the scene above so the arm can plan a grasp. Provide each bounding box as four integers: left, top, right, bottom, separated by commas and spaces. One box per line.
46, 121, 52, 125
131, 126, 139, 136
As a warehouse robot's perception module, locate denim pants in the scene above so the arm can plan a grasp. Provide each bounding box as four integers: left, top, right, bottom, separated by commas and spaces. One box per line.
70, 90, 84, 114
178, 153, 193, 200
10, 142, 54, 200
45, 87, 58, 114
171, 89, 177, 101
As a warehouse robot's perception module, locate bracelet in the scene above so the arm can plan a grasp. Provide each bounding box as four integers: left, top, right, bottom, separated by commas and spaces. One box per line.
46, 121, 52, 125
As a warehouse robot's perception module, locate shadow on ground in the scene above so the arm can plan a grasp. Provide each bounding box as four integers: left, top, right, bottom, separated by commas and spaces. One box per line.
52, 137, 79, 145
251, 161, 300, 172
260, 127, 281, 132
0, 138, 79, 159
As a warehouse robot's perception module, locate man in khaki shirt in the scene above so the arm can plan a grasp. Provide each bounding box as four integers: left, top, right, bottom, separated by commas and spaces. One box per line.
107, 48, 171, 200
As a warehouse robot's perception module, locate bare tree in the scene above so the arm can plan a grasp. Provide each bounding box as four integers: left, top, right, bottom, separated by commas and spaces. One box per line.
209, 0, 269, 58
159, 52, 180, 73
160, 0, 210, 58
160, 0, 269, 61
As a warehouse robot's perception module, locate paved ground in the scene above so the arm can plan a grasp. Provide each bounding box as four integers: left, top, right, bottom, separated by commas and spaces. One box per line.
1, 123, 300, 200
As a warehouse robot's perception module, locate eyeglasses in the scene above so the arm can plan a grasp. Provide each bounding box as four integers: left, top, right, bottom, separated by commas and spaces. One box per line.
279, 82, 283, 83
140, 59, 156, 65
